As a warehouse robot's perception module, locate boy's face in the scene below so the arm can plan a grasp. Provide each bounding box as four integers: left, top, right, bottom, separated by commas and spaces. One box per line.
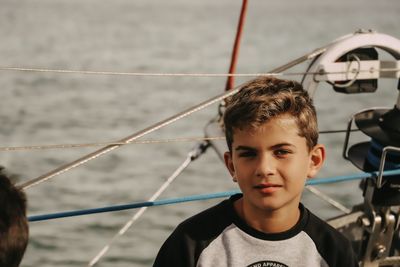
224, 114, 325, 215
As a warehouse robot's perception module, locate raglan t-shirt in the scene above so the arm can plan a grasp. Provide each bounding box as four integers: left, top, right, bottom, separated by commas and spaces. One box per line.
153, 194, 359, 267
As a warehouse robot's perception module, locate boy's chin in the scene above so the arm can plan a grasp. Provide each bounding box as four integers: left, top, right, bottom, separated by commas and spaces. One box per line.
246, 196, 300, 213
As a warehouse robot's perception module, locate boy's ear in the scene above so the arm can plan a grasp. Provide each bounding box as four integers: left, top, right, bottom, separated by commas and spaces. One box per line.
224, 151, 236, 178
307, 144, 326, 179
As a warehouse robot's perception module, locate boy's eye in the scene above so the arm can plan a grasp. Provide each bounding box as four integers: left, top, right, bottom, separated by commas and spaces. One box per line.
274, 149, 291, 157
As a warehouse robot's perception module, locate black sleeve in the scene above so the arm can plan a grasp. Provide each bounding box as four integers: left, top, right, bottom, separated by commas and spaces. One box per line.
325, 235, 359, 267
305, 212, 359, 267
152, 225, 196, 267
152, 198, 234, 267
340, 239, 360, 267
325, 230, 359, 267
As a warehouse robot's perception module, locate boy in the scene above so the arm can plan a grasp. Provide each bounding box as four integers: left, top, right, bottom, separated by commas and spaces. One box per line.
153, 77, 358, 267
0, 168, 29, 267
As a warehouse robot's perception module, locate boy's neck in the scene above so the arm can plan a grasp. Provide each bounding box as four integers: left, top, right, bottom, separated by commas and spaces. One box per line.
233, 198, 301, 234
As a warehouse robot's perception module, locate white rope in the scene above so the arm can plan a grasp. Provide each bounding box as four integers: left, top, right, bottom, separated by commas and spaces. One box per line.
0, 66, 275, 77
0, 136, 225, 152
19, 87, 239, 190
0, 66, 398, 78
10, 48, 331, 189
87, 151, 194, 266
0, 129, 354, 152
306, 186, 351, 214
328, 54, 361, 88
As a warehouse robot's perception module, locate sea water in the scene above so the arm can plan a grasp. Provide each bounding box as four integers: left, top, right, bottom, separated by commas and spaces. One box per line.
0, 0, 399, 266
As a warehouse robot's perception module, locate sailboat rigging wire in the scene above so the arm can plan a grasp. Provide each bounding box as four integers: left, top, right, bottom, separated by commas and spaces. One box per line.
0, 129, 358, 152
87, 143, 207, 266
0, 48, 327, 77
18, 48, 327, 190
18, 88, 239, 190
0, 137, 224, 152
305, 186, 351, 214
27, 169, 400, 222
1, 66, 398, 77
320, 129, 359, 134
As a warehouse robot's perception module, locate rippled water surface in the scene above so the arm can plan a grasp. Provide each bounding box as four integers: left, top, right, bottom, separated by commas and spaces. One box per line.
0, 0, 399, 266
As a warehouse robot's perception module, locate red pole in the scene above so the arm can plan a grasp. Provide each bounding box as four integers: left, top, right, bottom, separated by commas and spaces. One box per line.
225, 0, 248, 91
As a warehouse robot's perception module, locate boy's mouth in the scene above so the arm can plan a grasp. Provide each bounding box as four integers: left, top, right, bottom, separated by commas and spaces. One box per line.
254, 183, 282, 194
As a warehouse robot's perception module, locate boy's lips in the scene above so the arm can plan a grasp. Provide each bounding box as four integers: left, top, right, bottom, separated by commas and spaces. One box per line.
254, 183, 282, 194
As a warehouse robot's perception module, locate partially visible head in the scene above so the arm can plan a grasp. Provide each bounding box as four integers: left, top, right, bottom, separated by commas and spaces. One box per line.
0, 170, 28, 267
223, 76, 318, 152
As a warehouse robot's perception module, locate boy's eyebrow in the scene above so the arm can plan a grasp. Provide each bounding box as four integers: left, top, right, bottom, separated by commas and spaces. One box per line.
235, 143, 295, 151
235, 146, 255, 151
271, 143, 295, 149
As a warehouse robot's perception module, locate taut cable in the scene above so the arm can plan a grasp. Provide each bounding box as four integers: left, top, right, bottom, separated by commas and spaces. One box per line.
87, 142, 208, 266
0, 129, 358, 152
28, 169, 400, 223
18, 47, 327, 190
18, 89, 239, 190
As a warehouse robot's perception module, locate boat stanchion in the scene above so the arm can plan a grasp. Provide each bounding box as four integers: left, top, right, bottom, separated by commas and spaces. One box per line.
301, 30, 400, 266
343, 105, 400, 266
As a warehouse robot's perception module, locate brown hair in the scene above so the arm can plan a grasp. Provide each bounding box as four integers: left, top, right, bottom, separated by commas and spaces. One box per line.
223, 76, 318, 151
0, 169, 29, 267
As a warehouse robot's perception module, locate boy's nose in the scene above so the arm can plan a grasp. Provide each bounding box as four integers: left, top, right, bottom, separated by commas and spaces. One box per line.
255, 155, 276, 177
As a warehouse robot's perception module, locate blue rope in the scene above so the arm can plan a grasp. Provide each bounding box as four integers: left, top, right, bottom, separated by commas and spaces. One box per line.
307, 169, 400, 185
28, 169, 400, 222
28, 190, 239, 222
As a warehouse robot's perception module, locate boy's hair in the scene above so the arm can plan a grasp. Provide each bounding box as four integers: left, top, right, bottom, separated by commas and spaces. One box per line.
223, 76, 318, 151
0, 169, 29, 267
